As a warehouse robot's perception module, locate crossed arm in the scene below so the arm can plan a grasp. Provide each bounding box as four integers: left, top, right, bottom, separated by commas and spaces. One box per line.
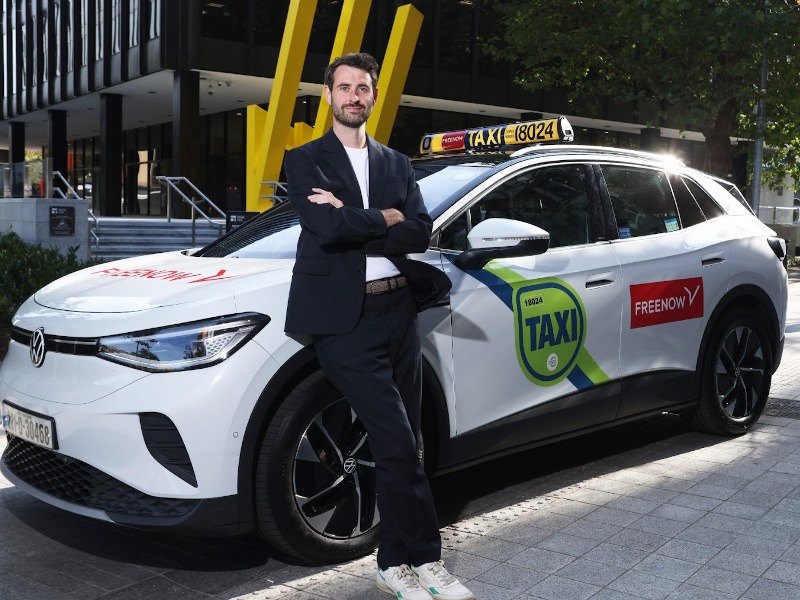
308, 187, 405, 227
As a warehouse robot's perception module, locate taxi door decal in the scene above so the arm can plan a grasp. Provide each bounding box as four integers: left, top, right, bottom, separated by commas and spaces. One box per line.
629, 277, 704, 328
462, 262, 609, 390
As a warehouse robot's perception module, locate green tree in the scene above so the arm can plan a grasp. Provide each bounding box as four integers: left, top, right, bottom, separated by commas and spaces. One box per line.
484, 0, 800, 187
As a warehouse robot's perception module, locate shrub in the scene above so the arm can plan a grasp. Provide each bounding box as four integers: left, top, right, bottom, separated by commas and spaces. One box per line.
0, 231, 99, 325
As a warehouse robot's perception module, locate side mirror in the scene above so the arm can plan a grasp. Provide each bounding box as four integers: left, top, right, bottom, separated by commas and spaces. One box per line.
452, 218, 550, 270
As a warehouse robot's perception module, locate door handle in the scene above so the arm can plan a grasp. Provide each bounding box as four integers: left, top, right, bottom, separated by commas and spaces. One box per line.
701, 252, 726, 266
585, 271, 616, 288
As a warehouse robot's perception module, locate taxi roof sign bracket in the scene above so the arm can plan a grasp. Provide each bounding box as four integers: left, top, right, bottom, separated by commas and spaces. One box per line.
419, 116, 574, 155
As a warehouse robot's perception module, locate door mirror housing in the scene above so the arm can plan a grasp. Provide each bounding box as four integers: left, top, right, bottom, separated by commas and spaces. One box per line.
452, 218, 550, 270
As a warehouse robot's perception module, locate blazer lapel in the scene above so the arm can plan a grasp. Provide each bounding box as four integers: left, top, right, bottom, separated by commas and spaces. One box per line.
320, 130, 363, 208
367, 137, 387, 209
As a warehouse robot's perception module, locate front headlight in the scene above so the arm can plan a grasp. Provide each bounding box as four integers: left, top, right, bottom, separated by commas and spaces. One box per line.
98, 313, 269, 372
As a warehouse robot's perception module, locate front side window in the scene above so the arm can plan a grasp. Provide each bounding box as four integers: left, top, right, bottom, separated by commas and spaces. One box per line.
602, 166, 679, 238
438, 164, 592, 252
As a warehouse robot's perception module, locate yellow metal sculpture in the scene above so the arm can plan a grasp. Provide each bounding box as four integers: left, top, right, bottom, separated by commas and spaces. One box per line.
246, 0, 423, 211
366, 5, 423, 145
246, 0, 315, 213
313, 0, 373, 139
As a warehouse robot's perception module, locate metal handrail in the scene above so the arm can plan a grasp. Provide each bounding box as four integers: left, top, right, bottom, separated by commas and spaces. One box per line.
757, 205, 800, 225
156, 176, 226, 246
54, 171, 100, 249
259, 181, 289, 205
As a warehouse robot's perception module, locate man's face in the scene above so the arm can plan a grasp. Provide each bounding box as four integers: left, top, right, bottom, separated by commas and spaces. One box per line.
325, 65, 378, 129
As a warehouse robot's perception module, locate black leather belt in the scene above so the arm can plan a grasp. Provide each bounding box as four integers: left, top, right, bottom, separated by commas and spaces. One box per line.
365, 275, 408, 294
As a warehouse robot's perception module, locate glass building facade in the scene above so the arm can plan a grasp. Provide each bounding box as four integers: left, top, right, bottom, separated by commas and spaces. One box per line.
1, 1, 716, 217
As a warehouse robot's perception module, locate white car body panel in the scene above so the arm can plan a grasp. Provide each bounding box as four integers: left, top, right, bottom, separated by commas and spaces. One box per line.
613, 222, 733, 375
448, 242, 623, 434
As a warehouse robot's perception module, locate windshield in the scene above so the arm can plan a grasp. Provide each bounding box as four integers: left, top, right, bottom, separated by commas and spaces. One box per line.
416, 163, 494, 216
196, 158, 498, 259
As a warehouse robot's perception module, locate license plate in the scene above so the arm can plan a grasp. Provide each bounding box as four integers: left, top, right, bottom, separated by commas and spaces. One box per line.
2, 402, 57, 450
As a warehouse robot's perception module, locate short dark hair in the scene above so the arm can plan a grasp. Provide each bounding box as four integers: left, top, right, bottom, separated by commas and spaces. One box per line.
324, 52, 379, 90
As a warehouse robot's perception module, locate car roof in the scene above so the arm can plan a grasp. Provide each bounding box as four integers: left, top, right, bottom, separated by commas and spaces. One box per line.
413, 143, 684, 166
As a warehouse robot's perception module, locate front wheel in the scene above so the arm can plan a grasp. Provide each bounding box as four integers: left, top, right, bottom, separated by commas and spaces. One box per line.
688, 308, 773, 436
254, 371, 380, 564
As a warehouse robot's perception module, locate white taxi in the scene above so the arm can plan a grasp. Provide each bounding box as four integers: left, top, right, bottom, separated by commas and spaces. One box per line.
0, 117, 788, 564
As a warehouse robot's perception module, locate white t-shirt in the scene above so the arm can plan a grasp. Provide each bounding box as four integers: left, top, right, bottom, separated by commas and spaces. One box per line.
344, 146, 401, 282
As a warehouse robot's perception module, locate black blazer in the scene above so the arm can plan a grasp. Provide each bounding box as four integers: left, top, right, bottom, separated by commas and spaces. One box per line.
284, 130, 433, 335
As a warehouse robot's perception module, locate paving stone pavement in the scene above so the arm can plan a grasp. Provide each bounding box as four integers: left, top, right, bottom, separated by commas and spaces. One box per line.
0, 270, 799, 600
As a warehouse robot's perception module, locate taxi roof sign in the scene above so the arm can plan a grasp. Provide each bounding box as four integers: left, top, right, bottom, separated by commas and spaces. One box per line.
419, 116, 573, 155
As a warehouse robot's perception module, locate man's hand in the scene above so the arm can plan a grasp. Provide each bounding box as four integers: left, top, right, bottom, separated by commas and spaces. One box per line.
308, 188, 343, 208
381, 208, 405, 227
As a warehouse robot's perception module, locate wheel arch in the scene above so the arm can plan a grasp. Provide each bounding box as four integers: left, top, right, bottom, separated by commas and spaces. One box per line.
693, 283, 781, 398
236, 344, 320, 530
420, 356, 453, 474
234, 345, 454, 530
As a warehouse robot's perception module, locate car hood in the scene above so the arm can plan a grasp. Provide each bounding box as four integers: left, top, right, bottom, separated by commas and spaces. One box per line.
34, 251, 293, 313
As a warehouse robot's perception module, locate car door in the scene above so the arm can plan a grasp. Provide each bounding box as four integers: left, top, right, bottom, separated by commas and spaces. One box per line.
436, 161, 624, 459
600, 164, 732, 417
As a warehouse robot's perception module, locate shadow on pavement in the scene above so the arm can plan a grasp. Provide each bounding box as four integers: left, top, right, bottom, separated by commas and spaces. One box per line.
0, 488, 274, 571
432, 412, 716, 526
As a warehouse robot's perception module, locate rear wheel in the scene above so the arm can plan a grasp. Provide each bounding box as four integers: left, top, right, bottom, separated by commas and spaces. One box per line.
689, 308, 772, 435
254, 371, 379, 564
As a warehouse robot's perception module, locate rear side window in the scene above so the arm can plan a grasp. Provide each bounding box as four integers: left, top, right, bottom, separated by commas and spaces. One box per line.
669, 174, 706, 228
683, 177, 725, 219
602, 166, 679, 238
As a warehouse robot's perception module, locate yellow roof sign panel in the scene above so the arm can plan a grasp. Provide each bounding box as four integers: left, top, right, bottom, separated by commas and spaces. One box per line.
419, 116, 573, 155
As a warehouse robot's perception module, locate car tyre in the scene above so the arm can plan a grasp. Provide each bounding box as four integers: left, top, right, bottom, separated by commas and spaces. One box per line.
254, 370, 380, 564
689, 308, 773, 436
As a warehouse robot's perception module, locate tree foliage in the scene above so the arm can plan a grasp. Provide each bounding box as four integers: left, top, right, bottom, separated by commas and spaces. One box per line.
0, 232, 98, 324
484, 0, 800, 187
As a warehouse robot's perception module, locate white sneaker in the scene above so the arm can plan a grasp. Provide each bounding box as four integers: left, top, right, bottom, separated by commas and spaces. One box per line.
376, 564, 433, 600
411, 560, 475, 600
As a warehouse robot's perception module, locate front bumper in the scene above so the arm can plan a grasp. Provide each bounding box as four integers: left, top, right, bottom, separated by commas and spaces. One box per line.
1, 438, 248, 535
0, 330, 280, 507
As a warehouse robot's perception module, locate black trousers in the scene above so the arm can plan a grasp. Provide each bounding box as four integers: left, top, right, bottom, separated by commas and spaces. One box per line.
313, 285, 442, 569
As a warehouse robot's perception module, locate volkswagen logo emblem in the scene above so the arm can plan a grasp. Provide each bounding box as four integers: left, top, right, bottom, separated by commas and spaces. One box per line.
343, 457, 357, 474
30, 327, 46, 368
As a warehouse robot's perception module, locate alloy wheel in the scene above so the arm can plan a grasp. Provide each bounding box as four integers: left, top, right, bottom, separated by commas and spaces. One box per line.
292, 397, 379, 539
715, 325, 766, 422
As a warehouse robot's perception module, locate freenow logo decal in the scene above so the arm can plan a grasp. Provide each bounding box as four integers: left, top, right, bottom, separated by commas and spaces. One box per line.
630, 277, 703, 329
514, 279, 586, 386
91, 267, 234, 284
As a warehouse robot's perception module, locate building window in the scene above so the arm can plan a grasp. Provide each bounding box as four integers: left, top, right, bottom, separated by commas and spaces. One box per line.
43, 6, 48, 82
64, 0, 73, 73
199, 0, 247, 42
438, 0, 473, 75
308, 0, 338, 55
96, 0, 105, 60
111, 0, 121, 53
30, 1, 38, 87
254, 0, 289, 46
81, 0, 90, 66
129, 0, 140, 47
69, 138, 98, 210
148, 0, 160, 38
0, 10, 9, 98
20, 6, 27, 91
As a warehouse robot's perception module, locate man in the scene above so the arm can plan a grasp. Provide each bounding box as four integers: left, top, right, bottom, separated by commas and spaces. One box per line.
284, 52, 474, 600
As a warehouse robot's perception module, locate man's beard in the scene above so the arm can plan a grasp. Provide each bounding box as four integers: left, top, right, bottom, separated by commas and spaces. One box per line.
332, 103, 372, 128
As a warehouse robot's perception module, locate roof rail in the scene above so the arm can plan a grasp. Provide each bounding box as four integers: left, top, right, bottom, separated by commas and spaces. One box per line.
509, 144, 685, 165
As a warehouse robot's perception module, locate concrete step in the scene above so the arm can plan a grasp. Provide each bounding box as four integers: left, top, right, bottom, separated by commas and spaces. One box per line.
89, 218, 225, 262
